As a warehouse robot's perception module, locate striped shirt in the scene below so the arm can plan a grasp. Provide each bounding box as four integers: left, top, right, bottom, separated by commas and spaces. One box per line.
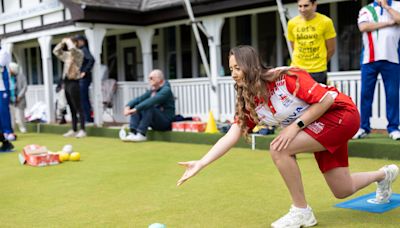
358, 1, 400, 64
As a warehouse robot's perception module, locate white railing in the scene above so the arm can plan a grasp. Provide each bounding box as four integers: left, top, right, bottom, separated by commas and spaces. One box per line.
25, 85, 47, 108
217, 77, 236, 121
170, 78, 211, 121
25, 71, 388, 129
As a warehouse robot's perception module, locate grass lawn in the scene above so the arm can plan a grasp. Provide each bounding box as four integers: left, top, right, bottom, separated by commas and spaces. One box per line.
0, 133, 399, 227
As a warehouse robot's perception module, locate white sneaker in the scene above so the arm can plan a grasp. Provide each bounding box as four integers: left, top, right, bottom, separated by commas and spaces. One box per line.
5, 133, 16, 141
271, 205, 317, 228
63, 130, 76, 137
123, 132, 137, 142
375, 164, 399, 203
352, 128, 369, 139
119, 127, 127, 140
131, 133, 147, 142
389, 130, 400, 140
75, 130, 87, 138
19, 127, 27, 133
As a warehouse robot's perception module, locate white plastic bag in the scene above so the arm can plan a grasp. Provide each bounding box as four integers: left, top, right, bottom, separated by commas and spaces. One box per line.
26, 101, 47, 122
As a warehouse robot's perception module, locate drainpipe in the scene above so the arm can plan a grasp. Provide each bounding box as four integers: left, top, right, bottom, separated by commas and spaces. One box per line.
276, 0, 293, 59
182, 0, 214, 90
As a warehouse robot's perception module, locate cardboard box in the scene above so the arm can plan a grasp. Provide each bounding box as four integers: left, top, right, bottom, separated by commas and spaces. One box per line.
24, 153, 60, 167
21, 144, 60, 167
172, 121, 207, 132
23, 144, 48, 155
172, 122, 187, 132
185, 122, 206, 132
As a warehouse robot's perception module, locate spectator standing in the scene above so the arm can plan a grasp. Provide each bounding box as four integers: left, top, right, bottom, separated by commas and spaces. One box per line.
9, 62, 27, 133
53, 37, 86, 138
287, 0, 336, 84
0, 49, 16, 140
122, 69, 175, 142
75, 35, 95, 123
353, 0, 400, 140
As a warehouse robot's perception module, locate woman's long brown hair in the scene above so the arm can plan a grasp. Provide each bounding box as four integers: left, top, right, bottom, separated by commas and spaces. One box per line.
229, 45, 298, 139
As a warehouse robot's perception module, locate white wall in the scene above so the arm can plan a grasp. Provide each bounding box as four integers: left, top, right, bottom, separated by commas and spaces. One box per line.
5, 22, 22, 33
21, 0, 40, 8
23, 17, 42, 29
3, 0, 19, 11
0, 0, 67, 35
44, 11, 64, 25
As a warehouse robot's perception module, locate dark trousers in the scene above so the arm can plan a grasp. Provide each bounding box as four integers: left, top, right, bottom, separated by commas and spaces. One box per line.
309, 71, 327, 84
64, 79, 85, 131
79, 73, 93, 122
360, 61, 400, 133
0, 91, 13, 134
129, 107, 172, 135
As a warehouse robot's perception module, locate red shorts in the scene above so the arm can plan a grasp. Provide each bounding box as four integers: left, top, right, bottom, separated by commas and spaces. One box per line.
303, 106, 360, 173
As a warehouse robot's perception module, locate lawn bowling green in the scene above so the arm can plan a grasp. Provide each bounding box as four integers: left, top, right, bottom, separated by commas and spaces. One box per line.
0, 133, 398, 227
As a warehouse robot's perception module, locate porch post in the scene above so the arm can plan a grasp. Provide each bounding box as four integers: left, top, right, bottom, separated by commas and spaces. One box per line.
203, 16, 225, 120
38, 36, 55, 123
136, 27, 155, 82
329, 2, 339, 72
85, 27, 106, 126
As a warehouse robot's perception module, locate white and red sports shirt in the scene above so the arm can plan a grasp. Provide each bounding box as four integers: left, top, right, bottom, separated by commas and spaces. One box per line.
244, 70, 355, 130
358, 1, 400, 64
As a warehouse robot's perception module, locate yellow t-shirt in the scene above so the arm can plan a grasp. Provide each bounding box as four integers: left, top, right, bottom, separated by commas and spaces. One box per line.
288, 13, 336, 73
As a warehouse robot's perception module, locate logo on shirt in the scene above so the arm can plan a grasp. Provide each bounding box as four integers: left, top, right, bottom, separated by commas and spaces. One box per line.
307, 121, 325, 134
281, 106, 307, 126
276, 79, 285, 87
277, 93, 293, 107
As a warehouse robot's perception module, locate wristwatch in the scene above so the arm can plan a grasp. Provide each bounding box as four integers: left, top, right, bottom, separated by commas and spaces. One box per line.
295, 118, 305, 129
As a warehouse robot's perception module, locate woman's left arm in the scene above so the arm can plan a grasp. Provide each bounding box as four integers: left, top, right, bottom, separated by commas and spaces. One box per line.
271, 93, 334, 151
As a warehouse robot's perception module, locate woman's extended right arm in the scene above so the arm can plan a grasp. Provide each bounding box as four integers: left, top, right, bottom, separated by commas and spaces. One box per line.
177, 123, 242, 186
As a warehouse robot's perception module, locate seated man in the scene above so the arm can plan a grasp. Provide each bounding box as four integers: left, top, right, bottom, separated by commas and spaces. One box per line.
122, 69, 175, 142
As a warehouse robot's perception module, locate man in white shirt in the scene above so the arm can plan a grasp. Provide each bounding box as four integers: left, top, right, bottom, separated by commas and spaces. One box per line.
354, 0, 400, 140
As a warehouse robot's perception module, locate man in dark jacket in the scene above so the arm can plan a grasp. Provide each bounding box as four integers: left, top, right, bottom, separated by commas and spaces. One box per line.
122, 69, 175, 142
75, 35, 95, 123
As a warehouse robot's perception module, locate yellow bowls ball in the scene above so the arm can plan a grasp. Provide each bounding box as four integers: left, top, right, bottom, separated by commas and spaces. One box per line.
69, 152, 80, 161
58, 152, 70, 162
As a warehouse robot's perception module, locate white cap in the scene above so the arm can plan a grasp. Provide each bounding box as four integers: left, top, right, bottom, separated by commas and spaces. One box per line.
8, 62, 19, 75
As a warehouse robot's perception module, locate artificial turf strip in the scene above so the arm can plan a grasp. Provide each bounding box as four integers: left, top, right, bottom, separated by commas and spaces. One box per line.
0, 133, 399, 227
26, 123, 400, 160
348, 134, 400, 160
